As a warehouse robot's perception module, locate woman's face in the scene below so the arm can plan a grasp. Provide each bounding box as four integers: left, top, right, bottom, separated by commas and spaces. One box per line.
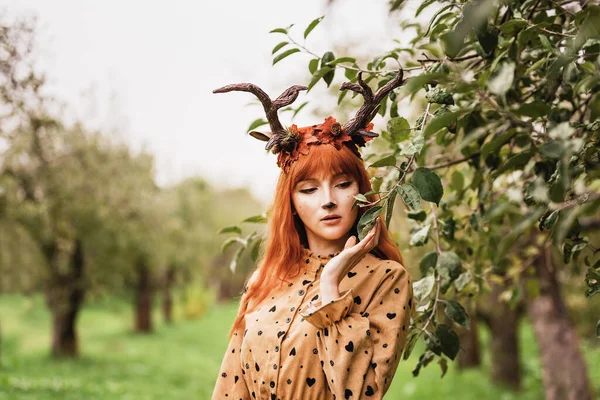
291, 172, 360, 248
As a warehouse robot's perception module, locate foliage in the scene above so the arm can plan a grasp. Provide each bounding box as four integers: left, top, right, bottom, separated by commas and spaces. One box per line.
237, 0, 600, 376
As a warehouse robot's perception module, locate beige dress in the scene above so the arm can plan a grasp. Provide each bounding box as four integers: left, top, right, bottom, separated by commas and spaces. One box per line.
211, 248, 414, 400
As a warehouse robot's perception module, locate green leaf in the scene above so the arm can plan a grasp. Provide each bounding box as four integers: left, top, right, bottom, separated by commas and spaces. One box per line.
438, 358, 448, 378
419, 252, 438, 276
369, 155, 397, 168
539, 141, 565, 159
439, 29, 463, 59
499, 19, 528, 36
292, 101, 309, 118
397, 72, 448, 100
304, 16, 324, 39
354, 193, 368, 203
357, 206, 383, 241
515, 102, 551, 119
308, 67, 334, 91
493, 150, 533, 177
250, 238, 262, 263
229, 245, 245, 273
436, 251, 463, 290
221, 237, 245, 254
425, 87, 454, 105
345, 67, 358, 81
413, 274, 435, 303
411, 167, 444, 205
308, 58, 319, 74
410, 224, 431, 246
436, 324, 460, 360
269, 28, 288, 34
273, 48, 300, 65
398, 183, 421, 210
320, 52, 336, 87
408, 210, 427, 222
323, 56, 357, 67
402, 329, 419, 360
385, 189, 397, 229
481, 129, 515, 158
451, 171, 464, 192
218, 225, 242, 235
271, 41, 289, 55
412, 350, 436, 377
444, 300, 470, 328
423, 110, 462, 138
242, 214, 268, 224
247, 118, 268, 133
387, 117, 411, 142
454, 271, 472, 292
487, 61, 516, 95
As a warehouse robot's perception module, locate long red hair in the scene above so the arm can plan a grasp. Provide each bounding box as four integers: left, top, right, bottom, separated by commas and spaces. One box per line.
227, 143, 404, 339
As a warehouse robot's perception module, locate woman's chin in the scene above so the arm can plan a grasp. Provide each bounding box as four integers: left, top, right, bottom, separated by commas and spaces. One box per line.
315, 227, 353, 241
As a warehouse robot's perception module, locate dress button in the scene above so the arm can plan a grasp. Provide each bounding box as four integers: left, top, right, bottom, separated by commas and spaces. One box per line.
286, 317, 291, 323
275, 345, 279, 352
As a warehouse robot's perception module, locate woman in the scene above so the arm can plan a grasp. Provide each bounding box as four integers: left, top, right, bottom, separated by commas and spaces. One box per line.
211, 71, 413, 400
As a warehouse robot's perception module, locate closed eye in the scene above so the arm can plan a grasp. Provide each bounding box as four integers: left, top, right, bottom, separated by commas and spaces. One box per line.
338, 181, 352, 188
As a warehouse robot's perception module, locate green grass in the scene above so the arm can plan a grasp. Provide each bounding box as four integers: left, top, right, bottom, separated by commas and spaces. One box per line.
0, 294, 598, 399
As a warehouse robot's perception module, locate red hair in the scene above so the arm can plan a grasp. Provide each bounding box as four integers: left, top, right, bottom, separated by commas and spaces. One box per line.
227, 143, 404, 338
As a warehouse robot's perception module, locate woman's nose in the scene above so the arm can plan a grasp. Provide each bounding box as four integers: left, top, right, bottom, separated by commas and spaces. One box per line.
321, 187, 337, 209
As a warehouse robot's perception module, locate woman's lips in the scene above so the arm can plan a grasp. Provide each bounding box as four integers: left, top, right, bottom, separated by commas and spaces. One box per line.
321, 216, 341, 225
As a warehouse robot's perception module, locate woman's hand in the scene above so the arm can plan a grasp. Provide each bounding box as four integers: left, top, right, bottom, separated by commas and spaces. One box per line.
319, 218, 382, 304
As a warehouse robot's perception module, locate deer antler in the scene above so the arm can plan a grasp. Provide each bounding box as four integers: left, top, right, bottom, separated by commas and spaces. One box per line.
212, 83, 307, 150
341, 69, 405, 140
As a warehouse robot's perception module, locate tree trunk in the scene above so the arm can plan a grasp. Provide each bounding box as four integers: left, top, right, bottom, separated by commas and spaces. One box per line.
527, 244, 595, 400
162, 266, 176, 324
488, 280, 521, 390
45, 239, 85, 358
456, 302, 481, 369
134, 260, 153, 333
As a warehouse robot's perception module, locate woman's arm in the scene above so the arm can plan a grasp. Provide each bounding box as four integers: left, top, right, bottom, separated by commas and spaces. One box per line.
299, 262, 413, 399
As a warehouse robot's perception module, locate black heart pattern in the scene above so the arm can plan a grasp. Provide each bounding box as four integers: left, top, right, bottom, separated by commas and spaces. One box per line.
365, 385, 375, 396
344, 389, 353, 399
269, 305, 276, 312
306, 377, 316, 387
347, 271, 357, 278
386, 313, 396, 319
289, 347, 296, 356
277, 331, 285, 338
345, 341, 354, 352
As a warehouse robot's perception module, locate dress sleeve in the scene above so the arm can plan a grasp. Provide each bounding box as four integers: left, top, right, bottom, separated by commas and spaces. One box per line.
299, 262, 413, 399
211, 272, 258, 399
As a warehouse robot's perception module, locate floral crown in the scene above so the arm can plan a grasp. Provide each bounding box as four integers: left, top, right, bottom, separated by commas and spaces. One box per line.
213, 69, 405, 173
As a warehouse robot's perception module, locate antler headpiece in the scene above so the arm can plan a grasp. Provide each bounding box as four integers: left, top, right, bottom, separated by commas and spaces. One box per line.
213, 69, 405, 173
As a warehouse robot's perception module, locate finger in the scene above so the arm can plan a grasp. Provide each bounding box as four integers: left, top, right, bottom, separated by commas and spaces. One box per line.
344, 235, 357, 249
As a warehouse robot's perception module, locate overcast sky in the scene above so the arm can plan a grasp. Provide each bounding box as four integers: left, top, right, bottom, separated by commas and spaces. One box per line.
3, 0, 422, 203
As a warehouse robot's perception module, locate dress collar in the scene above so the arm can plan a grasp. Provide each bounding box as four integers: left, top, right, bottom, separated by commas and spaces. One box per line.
301, 247, 342, 274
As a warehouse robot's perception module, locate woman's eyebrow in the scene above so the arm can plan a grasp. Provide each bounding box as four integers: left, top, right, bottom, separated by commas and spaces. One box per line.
299, 173, 348, 183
